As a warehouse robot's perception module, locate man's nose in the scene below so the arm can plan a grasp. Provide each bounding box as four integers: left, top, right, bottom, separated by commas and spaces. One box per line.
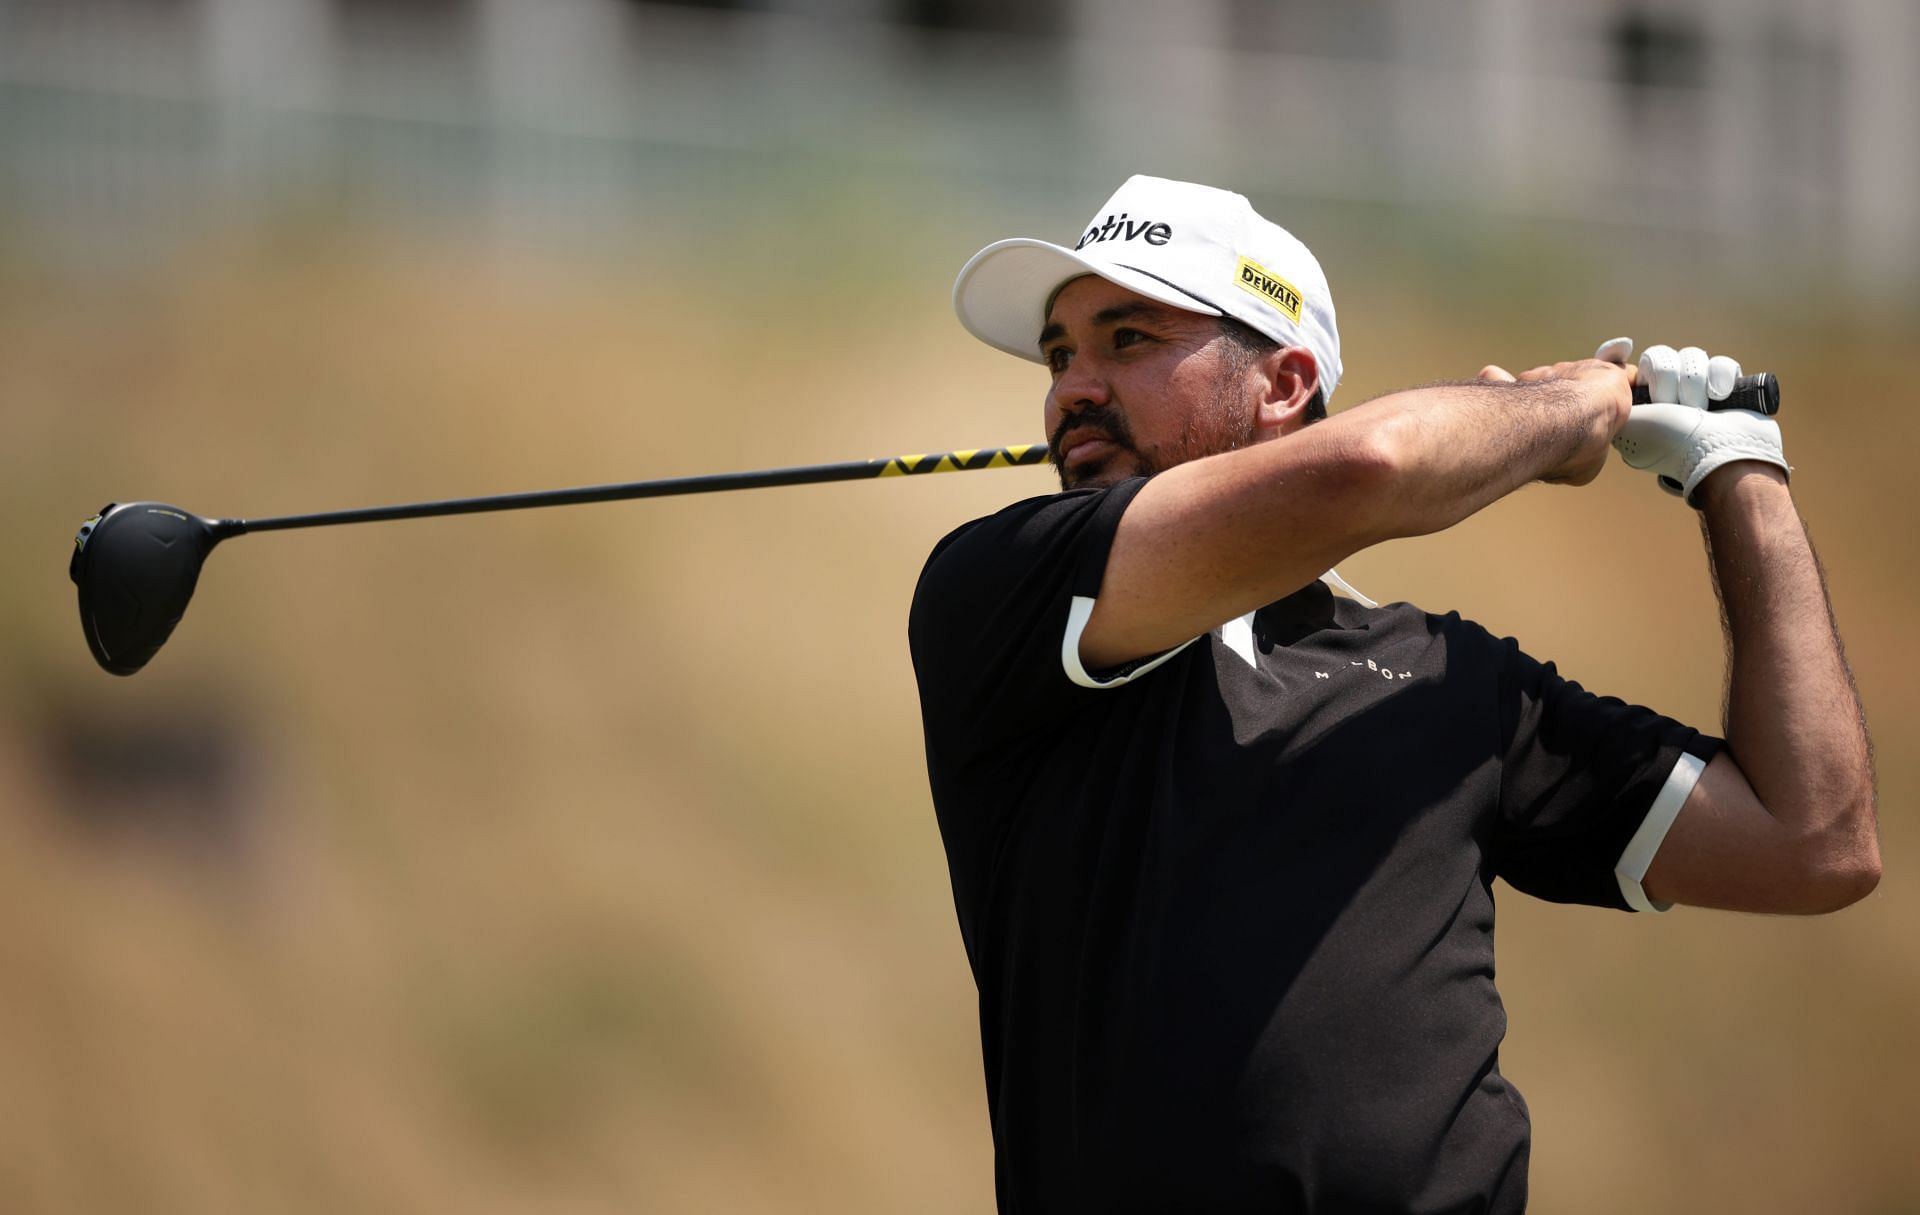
1049, 355, 1111, 415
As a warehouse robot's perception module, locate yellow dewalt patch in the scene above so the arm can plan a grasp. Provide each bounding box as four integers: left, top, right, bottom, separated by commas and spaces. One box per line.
1235, 256, 1303, 323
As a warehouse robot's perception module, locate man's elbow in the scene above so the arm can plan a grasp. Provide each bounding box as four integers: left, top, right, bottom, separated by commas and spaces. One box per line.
1789, 802, 1882, 914
1327, 426, 1410, 540
1797, 855, 1880, 914
1821, 833, 1882, 911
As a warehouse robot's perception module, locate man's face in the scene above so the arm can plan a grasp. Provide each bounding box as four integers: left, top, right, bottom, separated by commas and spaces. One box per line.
1039, 275, 1260, 491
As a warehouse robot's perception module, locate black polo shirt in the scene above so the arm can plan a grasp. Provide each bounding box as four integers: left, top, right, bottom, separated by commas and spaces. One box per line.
908, 478, 1720, 1214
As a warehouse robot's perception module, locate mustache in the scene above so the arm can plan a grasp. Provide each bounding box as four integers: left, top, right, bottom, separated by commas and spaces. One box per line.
1048, 405, 1138, 465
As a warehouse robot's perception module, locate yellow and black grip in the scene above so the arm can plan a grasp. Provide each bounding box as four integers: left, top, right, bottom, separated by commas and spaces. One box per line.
877, 445, 1049, 478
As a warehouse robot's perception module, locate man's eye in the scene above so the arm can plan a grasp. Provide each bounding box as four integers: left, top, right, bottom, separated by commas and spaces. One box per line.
1045, 347, 1071, 373
1113, 328, 1147, 348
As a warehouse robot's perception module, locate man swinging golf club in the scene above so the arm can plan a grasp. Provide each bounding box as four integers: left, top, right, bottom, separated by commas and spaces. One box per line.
908, 175, 1880, 1212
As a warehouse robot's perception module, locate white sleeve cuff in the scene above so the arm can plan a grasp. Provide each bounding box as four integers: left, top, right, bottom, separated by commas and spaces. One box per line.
1061, 595, 1200, 689
1614, 750, 1708, 913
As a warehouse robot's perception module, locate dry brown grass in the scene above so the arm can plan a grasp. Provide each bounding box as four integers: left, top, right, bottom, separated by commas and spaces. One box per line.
2, 230, 1915, 1213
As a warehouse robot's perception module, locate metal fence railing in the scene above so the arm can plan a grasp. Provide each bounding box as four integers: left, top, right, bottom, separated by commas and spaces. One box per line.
2, 0, 1913, 287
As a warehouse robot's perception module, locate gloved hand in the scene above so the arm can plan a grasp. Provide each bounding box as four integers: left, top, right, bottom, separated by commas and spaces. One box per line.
1597, 338, 1790, 506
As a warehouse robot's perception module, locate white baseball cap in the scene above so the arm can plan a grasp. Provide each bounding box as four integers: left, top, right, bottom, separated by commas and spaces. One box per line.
952, 175, 1343, 403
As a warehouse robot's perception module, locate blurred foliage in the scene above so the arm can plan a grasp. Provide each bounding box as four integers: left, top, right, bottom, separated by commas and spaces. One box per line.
0, 189, 1916, 1213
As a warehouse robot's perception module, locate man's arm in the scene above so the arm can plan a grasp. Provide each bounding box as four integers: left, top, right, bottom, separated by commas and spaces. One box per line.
1639, 465, 1881, 913
1081, 361, 1629, 668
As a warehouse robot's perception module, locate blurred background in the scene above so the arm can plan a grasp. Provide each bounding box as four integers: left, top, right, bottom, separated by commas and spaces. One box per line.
2, 0, 1916, 1210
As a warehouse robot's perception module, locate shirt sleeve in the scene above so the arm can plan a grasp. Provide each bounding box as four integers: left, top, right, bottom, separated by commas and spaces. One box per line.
1488, 633, 1723, 912
908, 477, 1193, 766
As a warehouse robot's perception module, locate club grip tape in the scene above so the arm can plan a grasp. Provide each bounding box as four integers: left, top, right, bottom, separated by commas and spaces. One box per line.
1631, 371, 1779, 415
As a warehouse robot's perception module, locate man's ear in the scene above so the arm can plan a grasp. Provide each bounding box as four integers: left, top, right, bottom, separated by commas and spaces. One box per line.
1253, 347, 1321, 439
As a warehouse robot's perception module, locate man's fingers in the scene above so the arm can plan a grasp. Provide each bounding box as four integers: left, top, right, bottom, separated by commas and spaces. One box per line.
1638, 344, 1730, 407
1676, 346, 1710, 410
1639, 344, 1680, 404
1490, 358, 1635, 386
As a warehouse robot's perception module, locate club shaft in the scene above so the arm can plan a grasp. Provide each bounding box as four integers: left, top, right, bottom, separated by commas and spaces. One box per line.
231, 444, 1049, 535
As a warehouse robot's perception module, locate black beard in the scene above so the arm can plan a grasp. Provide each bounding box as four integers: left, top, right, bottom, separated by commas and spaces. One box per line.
1050, 381, 1257, 491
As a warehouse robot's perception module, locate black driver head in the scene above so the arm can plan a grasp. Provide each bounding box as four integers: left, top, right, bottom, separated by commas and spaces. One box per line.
70, 502, 227, 676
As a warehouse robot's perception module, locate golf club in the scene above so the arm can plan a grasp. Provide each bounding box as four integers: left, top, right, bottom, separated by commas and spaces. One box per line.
68, 371, 1778, 678
70, 443, 1049, 676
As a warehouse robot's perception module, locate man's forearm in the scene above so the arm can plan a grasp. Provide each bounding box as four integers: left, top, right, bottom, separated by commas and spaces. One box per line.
1697, 465, 1879, 891
1344, 376, 1618, 538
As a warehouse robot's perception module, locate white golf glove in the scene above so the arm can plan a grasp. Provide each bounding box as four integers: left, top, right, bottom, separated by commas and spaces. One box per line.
1598, 338, 1789, 505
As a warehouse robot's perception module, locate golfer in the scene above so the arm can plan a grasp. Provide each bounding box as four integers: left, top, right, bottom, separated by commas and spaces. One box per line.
908, 175, 1879, 1212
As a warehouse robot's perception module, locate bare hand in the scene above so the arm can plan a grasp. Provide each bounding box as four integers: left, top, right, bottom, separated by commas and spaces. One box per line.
1476, 356, 1637, 486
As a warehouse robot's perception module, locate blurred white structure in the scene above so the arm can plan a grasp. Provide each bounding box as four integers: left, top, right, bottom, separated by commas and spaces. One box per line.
0, 0, 1914, 288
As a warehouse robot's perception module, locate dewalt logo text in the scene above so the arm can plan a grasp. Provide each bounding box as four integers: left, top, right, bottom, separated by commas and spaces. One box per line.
1235, 257, 1303, 322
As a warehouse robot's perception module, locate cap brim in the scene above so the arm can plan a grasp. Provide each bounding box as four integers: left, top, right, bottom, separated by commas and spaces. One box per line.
952, 238, 1225, 363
